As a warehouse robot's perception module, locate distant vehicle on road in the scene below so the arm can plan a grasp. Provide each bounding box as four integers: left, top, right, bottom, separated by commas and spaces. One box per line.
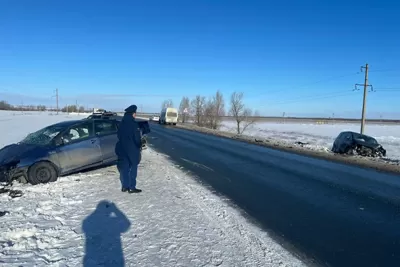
0, 117, 151, 185
159, 107, 178, 125
150, 115, 159, 122
331, 131, 386, 157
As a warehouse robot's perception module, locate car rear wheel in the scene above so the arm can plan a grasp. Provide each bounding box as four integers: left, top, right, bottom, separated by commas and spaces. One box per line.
27, 162, 58, 185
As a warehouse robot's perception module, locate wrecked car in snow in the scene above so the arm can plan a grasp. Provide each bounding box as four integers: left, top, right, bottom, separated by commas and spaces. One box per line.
331, 131, 386, 157
0, 118, 151, 185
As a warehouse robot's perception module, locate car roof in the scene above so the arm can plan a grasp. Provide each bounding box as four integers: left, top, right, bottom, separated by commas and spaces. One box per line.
50, 120, 83, 128
340, 131, 375, 139
50, 117, 120, 129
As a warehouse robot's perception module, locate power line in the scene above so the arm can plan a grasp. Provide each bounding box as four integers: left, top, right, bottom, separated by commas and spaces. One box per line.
254, 71, 361, 97
369, 68, 400, 73
259, 90, 357, 106
374, 88, 400, 91
76, 93, 192, 98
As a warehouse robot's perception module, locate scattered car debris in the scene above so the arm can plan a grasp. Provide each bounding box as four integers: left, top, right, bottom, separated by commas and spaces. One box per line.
141, 136, 148, 150
0, 187, 23, 198
295, 141, 310, 147
0, 187, 9, 194
332, 131, 386, 158
8, 190, 23, 198
0, 211, 10, 217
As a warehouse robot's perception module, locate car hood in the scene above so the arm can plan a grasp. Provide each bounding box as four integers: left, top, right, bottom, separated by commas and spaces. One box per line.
353, 139, 382, 150
0, 143, 44, 165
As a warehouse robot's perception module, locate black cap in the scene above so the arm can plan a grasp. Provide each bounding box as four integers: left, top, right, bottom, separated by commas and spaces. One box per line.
124, 105, 137, 114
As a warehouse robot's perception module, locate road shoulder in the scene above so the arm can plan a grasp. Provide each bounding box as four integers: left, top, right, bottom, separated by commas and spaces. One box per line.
172, 123, 400, 175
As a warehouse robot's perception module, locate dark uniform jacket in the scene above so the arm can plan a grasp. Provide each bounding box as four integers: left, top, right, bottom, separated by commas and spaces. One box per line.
115, 113, 142, 165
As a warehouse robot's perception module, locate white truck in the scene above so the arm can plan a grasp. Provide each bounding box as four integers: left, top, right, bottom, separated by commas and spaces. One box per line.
159, 107, 178, 125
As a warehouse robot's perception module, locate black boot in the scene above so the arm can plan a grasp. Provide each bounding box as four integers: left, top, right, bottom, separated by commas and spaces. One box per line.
121, 188, 128, 192
128, 188, 142, 193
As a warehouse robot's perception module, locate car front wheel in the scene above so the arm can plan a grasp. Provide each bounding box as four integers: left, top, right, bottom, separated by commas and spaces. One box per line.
27, 162, 58, 185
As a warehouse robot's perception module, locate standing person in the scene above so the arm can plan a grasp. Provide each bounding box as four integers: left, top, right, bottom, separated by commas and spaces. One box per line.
115, 104, 142, 193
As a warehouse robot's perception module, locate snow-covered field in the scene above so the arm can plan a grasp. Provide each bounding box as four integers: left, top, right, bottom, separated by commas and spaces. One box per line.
0, 111, 305, 267
221, 121, 400, 160
0, 111, 89, 148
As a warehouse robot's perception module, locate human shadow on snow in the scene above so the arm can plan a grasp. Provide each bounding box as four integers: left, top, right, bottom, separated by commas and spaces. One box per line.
82, 200, 131, 267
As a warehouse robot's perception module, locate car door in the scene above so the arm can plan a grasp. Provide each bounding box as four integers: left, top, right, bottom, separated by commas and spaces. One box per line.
94, 119, 119, 163
55, 121, 102, 173
339, 132, 352, 152
332, 133, 343, 152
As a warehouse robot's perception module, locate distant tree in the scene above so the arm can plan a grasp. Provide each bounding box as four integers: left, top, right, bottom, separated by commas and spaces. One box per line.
190, 95, 206, 126
205, 90, 225, 129
0, 100, 12, 110
79, 106, 85, 113
61, 105, 78, 113
229, 91, 258, 134
36, 105, 47, 111
179, 96, 190, 123
161, 99, 174, 109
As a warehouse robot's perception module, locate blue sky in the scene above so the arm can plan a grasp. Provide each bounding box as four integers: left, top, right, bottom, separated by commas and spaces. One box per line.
0, 0, 399, 118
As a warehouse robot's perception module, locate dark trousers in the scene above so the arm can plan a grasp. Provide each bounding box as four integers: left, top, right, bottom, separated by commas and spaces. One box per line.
117, 159, 138, 189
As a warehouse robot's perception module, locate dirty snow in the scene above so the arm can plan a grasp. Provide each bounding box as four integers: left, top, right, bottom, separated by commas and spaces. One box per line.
0, 111, 306, 267
221, 121, 400, 160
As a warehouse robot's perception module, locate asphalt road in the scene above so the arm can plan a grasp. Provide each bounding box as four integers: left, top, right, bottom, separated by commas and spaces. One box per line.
146, 122, 400, 267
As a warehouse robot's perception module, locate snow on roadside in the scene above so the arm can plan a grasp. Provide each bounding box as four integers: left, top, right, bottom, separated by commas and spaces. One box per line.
0, 149, 306, 267
0, 111, 306, 267
220, 121, 400, 160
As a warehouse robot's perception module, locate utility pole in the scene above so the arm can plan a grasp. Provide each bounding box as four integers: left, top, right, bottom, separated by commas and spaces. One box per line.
53, 88, 59, 114
355, 64, 373, 134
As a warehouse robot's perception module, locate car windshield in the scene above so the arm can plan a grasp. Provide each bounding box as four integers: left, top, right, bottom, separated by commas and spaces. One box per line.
354, 133, 378, 144
20, 125, 65, 145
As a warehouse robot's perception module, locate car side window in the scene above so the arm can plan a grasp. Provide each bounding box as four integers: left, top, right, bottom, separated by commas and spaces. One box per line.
94, 120, 118, 136
337, 133, 346, 142
59, 122, 93, 145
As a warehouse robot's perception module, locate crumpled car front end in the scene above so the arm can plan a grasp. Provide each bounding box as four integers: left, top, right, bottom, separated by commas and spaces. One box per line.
0, 143, 36, 184
0, 160, 19, 183
354, 142, 386, 157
